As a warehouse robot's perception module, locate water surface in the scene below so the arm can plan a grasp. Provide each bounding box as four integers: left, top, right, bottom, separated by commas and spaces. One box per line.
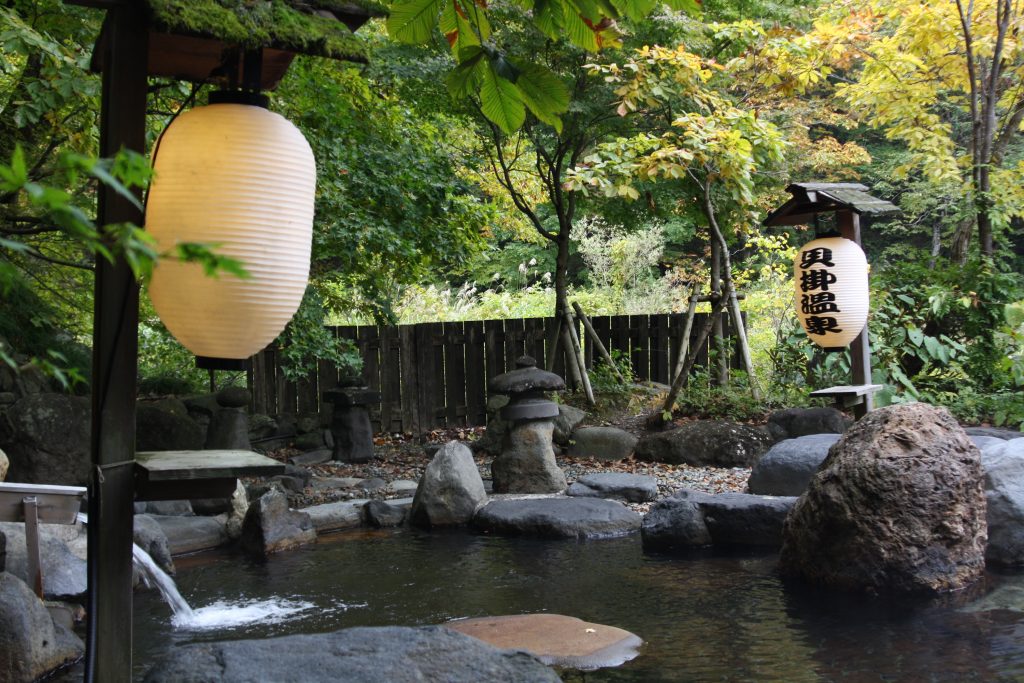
133, 529, 1024, 681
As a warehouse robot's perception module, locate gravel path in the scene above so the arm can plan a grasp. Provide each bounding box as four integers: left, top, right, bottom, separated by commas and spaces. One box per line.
273, 426, 750, 514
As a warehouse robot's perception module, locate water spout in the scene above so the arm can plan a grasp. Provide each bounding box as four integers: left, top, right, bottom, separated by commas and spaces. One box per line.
132, 544, 195, 620
80, 512, 318, 630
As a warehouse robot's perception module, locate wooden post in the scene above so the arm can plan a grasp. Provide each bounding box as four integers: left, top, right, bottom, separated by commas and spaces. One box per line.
727, 292, 761, 401
710, 238, 728, 386
88, 5, 147, 681
572, 302, 625, 384
837, 210, 873, 417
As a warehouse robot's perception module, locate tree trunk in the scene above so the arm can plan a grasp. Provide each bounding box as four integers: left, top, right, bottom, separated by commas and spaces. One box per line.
710, 235, 727, 386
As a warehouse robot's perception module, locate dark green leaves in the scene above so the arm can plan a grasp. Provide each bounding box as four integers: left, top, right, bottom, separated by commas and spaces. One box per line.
386, 0, 445, 43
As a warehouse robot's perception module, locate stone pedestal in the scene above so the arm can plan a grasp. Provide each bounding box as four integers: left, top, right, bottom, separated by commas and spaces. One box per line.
492, 421, 566, 493
325, 386, 380, 463
205, 387, 252, 450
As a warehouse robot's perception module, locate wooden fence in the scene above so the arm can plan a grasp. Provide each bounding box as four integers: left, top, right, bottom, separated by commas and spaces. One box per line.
249, 312, 740, 434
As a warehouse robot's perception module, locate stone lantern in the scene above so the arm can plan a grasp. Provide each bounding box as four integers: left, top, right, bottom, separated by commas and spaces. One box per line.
488, 356, 567, 493
324, 378, 381, 463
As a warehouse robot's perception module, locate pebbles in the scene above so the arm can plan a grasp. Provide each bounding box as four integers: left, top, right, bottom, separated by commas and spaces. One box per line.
267, 426, 751, 515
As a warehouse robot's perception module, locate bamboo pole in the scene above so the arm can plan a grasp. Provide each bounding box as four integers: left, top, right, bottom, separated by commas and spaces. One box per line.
559, 323, 583, 390
572, 301, 625, 384
670, 286, 699, 385
727, 291, 761, 401
563, 303, 595, 405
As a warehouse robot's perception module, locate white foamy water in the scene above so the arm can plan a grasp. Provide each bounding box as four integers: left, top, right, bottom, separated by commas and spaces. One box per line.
172, 597, 316, 630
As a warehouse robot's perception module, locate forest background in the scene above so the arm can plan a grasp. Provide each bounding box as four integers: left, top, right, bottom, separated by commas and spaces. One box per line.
2, 0, 1024, 428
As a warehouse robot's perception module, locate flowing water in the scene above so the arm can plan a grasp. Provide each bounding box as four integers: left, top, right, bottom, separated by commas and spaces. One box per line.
130, 528, 1024, 681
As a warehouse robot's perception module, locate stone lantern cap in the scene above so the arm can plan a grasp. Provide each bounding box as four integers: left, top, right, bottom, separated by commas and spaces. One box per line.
489, 356, 566, 396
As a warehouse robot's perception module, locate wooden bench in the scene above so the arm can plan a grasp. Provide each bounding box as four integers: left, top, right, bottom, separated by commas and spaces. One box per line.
809, 384, 885, 419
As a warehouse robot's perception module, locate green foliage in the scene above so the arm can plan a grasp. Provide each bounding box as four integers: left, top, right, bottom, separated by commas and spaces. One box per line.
673, 367, 807, 420
277, 56, 492, 323
589, 348, 635, 395
386, 0, 701, 132
274, 287, 362, 382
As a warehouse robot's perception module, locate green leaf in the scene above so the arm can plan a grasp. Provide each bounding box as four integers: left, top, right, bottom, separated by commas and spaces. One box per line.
662, 0, 702, 14
558, 0, 599, 52
533, 0, 561, 39
907, 326, 924, 346
88, 161, 143, 212
512, 61, 569, 131
9, 145, 27, 185
896, 293, 915, 306
610, 0, 653, 21
480, 62, 525, 133
446, 53, 484, 98
386, 0, 445, 44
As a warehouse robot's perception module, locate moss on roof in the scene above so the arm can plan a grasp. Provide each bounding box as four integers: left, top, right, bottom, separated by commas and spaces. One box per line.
145, 0, 386, 62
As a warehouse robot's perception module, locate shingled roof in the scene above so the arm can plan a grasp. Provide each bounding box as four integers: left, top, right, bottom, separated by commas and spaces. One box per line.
763, 182, 901, 227
79, 0, 385, 89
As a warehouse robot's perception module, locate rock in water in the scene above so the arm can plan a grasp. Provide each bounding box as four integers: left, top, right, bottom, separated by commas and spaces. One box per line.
780, 403, 987, 593
0, 572, 82, 682
142, 626, 560, 683
982, 438, 1024, 566
748, 434, 840, 496
410, 441, 487, 527
240, 486, 316, 557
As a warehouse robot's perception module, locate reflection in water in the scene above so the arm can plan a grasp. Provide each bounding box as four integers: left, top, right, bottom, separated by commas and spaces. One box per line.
132, 529, 1024, 681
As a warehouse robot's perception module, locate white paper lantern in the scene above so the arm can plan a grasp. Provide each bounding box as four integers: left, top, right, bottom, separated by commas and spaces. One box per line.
793, 236, 869, 351
145, 100, 315, 365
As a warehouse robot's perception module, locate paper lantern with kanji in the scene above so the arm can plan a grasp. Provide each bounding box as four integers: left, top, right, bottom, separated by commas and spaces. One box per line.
145, 98, 316, 367
793, 236, 869, 351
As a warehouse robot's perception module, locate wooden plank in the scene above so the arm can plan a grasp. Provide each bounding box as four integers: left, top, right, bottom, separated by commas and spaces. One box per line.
668, 312, 684, 379
378, 325, 402, 433
650, 314, 669, 383
443, 321, 467, 426
611, 315, 631, 375
463, 320, 487, 427
415, 323, 441, 430
692, 312, 709, 378
399, 324, 420, 435
523, 317, 547, 365
135, 450, 284, 481
543, 316, 566, 378
357, 326, 382, 431
634, 314, 650, 381
504, 317, 526, 369
484, 319, 506, 386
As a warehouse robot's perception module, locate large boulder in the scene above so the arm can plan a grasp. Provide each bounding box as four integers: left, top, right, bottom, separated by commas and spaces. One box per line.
240, 487, 316, 556
0, 393, 90, 485
634, 420, 772, 467
473, 497, 641, 540
410, 442, 487, 527
136, 404, 205, 452
134, 514, 175, 576
780, 403, 987, 593
0, 521, 87, 599
552, 404, 587, 446
566, 473, 658, 503
982, 438, 1024, 567
205, 387, 252, 450
0, 447, 7, 481
748, 434, 840, 496
567, 427, 638, 462
142, 625, 560, 683
766, 407, 849, 442
641, 489, 796, 551
0, 572, 83, 683
152, 515, 230, 556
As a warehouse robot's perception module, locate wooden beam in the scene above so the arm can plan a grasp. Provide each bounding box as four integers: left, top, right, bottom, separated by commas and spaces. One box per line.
837, 210, 873, 417
87, 3, 147, 681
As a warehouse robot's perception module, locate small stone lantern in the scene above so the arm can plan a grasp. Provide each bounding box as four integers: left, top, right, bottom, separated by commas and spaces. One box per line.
324, 378, 381, 463
488, 356, 567, 493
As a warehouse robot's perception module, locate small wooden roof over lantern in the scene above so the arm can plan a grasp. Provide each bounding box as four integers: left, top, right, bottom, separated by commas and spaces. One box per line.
71, 0, 386, 88
763, 182, 900, 228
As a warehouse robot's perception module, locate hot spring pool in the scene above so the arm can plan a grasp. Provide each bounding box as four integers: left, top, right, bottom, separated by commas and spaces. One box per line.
131, 528, 1024, 681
